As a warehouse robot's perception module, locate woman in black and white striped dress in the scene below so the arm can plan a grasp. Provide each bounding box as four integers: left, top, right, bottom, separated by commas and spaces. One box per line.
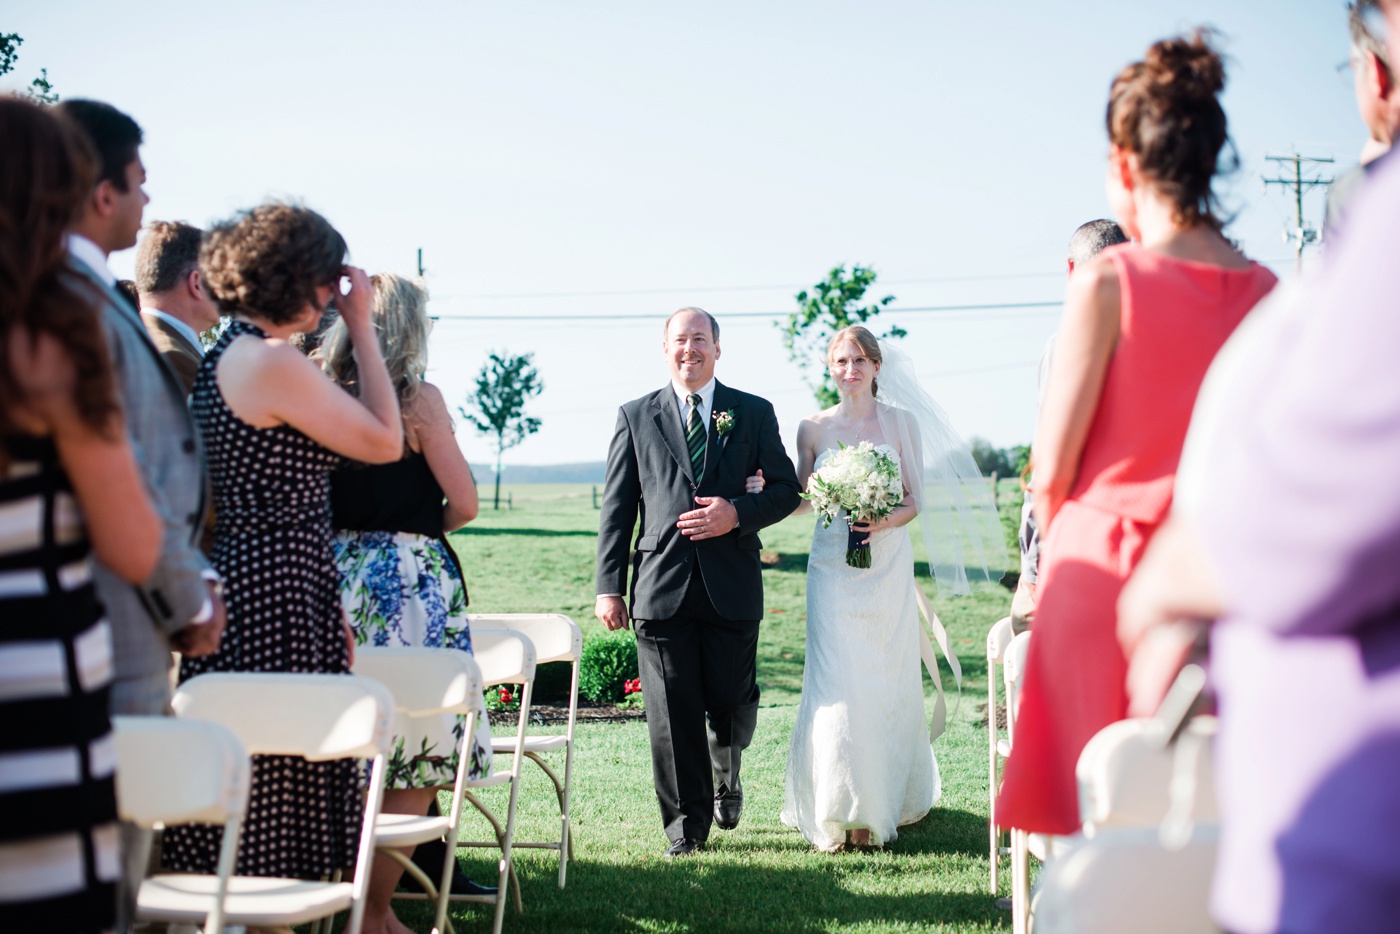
0, 98, 161, 932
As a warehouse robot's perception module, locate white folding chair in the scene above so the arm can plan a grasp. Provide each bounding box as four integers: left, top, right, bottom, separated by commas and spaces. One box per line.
1001, 630, 1034, 934
467, 613, 582, 888
112, 716, 250, 934
353, 647, 512, 934
144, 673, 394, 934
453, 629, 536, 931
1032, 824, 1221, 934
986, 615, 1015, 894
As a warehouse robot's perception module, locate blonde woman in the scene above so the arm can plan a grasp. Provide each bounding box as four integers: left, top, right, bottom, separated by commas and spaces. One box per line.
322, 274, 492, 934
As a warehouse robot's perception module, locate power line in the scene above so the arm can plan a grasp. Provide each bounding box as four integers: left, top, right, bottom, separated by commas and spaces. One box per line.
449, 271, 1064, 301
1262, 152, 1334, 273
430, 299, 1062, 322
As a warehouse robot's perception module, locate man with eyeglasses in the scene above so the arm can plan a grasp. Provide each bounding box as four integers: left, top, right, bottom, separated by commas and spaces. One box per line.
1325, 0, 1398, 241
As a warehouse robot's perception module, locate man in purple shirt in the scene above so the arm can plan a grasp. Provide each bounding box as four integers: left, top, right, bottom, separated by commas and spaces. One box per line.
1117, 7, 1400, 929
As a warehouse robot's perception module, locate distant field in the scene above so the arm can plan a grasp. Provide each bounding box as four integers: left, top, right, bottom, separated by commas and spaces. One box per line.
423, 481, 1024, 933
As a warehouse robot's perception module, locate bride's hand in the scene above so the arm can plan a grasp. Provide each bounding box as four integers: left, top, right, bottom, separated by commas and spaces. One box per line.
849, 515, 885, 544
744, 469, 765, 494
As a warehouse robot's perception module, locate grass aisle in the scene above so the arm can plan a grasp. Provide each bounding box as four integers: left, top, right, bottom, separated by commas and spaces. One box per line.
408, 482, 1021, 933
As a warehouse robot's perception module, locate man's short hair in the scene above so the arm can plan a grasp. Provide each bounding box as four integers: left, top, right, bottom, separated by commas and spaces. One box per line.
1351, 1, 1391, 77
136, 221, 204, 294
1068, 219, 1129, 266
53, 100, 142, 192
664, 306, 720, 343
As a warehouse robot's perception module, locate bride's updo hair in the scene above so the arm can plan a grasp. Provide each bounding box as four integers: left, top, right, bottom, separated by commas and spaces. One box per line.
827, 325, 883, 397
1107, 28, 1234, 229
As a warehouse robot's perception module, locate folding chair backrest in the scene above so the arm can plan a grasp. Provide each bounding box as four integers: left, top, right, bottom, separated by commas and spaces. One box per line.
353, 647, 483, 718
1078, 716, 1218, 831
468, 614, 582, 664
987, 615, 1014, 664
469, 629, 538, 686
1003, 630, 1032, 686
173, 673, 394, 761
113, 716, 249, 828
1033, 825, 1220, 934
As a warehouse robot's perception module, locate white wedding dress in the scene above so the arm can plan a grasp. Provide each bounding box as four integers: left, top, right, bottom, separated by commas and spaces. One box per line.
780, 446, 940, 851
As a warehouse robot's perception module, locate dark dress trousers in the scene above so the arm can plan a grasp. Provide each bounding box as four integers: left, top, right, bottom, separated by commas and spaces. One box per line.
596, 381, 801, 843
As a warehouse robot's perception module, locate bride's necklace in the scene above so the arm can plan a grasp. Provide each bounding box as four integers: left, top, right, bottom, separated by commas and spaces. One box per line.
838, 407, 877, 443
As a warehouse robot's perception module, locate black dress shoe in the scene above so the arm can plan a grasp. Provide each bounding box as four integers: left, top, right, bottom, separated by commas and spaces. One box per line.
400, 800, 497, 897
398, 859, 498, 897
714, 787, 743, 830
664, 838, 705, 857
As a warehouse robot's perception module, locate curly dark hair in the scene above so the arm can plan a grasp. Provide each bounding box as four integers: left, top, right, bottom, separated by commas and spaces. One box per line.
1107, 29, 1236, 229
0, 98, 118, 463
201, 202, 347, 325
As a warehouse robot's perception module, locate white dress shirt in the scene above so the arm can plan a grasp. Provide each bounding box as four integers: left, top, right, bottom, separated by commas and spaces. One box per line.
67, 234, 115, 286
672, 378, 716, 431
143, 308, 205, 357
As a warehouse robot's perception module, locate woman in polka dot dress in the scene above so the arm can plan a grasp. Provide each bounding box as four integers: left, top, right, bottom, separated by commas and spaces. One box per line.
164, 203, 405, 887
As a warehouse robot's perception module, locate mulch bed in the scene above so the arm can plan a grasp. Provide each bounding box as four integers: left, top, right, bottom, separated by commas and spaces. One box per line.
525, 702, 646, 725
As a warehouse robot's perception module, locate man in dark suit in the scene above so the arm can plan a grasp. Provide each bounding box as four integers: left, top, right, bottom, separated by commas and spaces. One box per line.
57, 99, 224, 932
135, 220, 220, 395
596, 307, 801, 856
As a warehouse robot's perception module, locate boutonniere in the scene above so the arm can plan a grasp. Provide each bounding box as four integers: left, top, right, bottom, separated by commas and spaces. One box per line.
714, 409, 737, 436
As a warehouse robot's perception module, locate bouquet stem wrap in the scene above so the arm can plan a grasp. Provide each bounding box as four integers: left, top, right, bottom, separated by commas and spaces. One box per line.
845, 521, 871, 569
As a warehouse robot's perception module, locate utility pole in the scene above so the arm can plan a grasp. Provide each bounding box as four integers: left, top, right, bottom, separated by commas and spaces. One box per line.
1262, 152, 1334, 273
417, 247, 426, 277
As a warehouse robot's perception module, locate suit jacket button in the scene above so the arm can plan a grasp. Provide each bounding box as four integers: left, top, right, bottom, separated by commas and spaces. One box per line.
182, 438, 196, 454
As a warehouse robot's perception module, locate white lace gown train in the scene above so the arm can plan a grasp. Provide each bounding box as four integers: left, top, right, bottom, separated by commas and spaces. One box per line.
781, 502, 940, 850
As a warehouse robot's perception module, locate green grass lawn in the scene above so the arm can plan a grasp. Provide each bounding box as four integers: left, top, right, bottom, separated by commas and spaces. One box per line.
401, 481, 1022, 933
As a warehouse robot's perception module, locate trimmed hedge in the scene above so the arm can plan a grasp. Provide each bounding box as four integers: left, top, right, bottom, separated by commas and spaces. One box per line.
578, 630, 639, 703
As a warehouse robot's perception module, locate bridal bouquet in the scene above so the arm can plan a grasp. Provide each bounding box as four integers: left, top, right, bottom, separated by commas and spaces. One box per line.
803, 441, 904, 569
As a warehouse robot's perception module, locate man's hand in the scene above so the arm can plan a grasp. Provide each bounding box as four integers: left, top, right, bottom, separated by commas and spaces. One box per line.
171, 583, 226, 657
677, 496, 739, 541
596, 595, 630, 631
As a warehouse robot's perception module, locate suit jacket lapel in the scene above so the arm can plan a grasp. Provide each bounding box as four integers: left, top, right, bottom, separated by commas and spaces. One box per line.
148, 313, 203, 360
710, 381, 736, 457
70, 257, 194, 405
650, 388, 696, 487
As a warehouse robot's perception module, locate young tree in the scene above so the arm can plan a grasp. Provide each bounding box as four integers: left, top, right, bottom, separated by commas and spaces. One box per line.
1, 34, 59, 104
780, 264, 904, 407
460, 352, 543, 509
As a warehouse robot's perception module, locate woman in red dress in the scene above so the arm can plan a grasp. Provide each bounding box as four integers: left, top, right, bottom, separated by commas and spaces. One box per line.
995, 31, 1277, 836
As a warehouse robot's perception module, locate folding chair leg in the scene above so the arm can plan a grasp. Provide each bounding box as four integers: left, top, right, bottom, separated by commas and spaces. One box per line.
988, 675, 999, 895
1011, 828, 1031, 934
522, 749, 574, 889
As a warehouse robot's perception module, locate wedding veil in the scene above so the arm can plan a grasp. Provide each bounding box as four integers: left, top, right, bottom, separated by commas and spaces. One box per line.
873, 341, 1008, 595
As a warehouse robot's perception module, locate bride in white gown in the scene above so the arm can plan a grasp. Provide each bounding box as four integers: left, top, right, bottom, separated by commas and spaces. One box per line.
779, 325, 1004, 851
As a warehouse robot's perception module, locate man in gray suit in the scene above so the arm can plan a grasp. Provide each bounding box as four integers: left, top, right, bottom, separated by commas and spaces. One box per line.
57, 99, 225, 931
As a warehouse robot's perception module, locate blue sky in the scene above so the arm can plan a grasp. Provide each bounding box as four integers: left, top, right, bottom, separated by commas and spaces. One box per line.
8, 1, 1360, 468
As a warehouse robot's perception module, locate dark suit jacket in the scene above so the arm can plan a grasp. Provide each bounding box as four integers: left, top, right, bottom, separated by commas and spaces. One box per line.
140, 311, 202, 396
596, 381, 801, 621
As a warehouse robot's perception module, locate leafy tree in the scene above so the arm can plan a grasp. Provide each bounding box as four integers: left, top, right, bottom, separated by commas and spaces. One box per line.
460, 352, 543, 509
968, 436, 1017, 478
1, 34, 59, 104
780, 264, 904, 407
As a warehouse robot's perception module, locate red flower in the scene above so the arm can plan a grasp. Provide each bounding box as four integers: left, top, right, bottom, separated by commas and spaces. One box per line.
498, 688, 513, 704
623, 678, 642, 696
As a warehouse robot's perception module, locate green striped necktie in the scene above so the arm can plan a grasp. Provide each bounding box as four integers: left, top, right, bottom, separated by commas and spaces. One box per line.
685, 393, 705, 484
